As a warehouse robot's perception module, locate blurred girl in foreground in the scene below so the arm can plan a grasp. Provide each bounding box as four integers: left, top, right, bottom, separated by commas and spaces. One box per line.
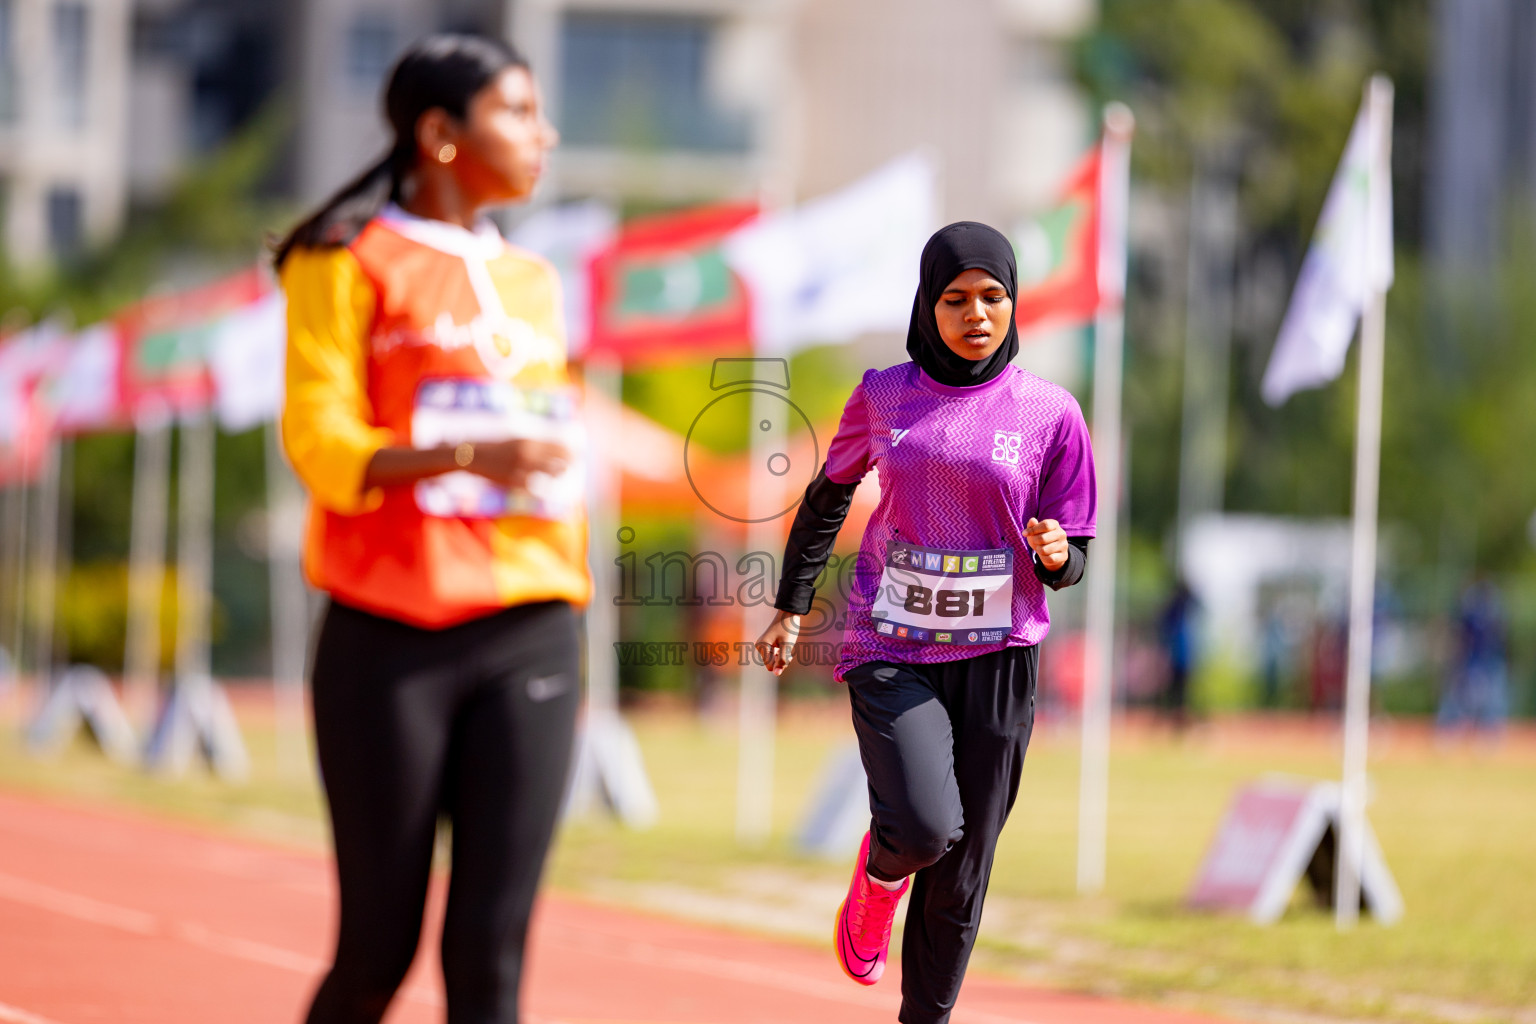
275, 34, 584, 1024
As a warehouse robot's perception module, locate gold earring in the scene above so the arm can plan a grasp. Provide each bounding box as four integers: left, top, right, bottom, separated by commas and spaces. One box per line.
437, 143, 457, 164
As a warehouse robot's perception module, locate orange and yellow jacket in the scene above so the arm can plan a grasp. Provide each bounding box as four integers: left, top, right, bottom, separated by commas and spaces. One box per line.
280, 207, 591, 628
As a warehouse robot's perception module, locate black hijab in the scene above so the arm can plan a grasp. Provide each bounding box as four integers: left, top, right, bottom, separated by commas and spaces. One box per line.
905, 221, 1020, 387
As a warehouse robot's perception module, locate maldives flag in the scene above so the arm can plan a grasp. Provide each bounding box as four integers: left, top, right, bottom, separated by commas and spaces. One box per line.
587, 202, 757, 363
1012, 148, 1103, 331
0, 322, 73, 482
117, 266, 270, 416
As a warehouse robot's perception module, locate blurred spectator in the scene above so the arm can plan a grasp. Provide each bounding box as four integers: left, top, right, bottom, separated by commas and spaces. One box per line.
692, 603, 738, 726
1308, 614, 1348, 712
1437, 578, 1509, 734
1157, 580, 1201, 729
1259, 605, 1289, 708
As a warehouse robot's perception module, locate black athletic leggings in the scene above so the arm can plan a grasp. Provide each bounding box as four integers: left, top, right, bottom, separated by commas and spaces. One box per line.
304, 599, 580, 1024
845, 645, 1037, 1024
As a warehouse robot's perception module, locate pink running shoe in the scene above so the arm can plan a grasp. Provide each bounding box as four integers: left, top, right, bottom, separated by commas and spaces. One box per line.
834, 831, 909, 985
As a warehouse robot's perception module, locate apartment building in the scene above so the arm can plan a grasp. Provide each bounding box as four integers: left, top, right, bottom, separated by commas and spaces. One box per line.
292, 0, 508, 202
513, 0, 1095, 223
0, 0, 1096, 269
0, 0, 131, 266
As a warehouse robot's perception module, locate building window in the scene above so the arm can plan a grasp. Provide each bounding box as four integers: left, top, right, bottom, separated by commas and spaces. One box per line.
0, 0, 17, 125
559, 12, 750, 153
54, 1, 90, 130
47, 186, 82, 257
345, 13, 397, 95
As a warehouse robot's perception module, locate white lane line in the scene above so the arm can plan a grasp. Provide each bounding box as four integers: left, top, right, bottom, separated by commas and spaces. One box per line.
173, 921, 326, 975
0, 868, 1036, 1023
540, 926, 1047, 1024
0, 869, 444, 1009
0, 999, 71, 1024
0, 871, 157, 936
172, 923, 444, 1008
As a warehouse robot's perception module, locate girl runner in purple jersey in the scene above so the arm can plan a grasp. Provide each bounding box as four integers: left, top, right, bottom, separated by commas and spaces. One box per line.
756, 222, 1096, 1024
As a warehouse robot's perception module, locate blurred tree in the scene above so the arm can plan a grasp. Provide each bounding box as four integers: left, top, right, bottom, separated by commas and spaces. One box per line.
2, 104, 294, 678
1078, 0, 1433, 545
1077, 1, 1536, 711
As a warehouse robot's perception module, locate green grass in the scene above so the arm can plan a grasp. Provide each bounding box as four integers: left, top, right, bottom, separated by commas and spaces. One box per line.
1, 692, 1532, 1024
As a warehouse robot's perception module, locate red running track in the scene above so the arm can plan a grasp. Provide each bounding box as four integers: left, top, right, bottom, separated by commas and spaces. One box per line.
0, 790, 1239, 1024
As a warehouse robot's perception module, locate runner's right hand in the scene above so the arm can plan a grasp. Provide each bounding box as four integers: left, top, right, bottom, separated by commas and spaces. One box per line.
467, 439, 570, 490
755, 610, 802, 677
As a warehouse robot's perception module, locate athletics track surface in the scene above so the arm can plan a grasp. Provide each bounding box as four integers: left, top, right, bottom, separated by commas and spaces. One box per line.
0, 790, 1240, 1024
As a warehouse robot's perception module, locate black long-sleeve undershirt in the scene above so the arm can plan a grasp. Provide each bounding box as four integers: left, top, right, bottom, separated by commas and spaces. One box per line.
772, 463, 1090, 616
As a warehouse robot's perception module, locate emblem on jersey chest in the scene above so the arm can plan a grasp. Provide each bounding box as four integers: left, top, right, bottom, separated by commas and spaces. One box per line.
991, 430, 1023, 466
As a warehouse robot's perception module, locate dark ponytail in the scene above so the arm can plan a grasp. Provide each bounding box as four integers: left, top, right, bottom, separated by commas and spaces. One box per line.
272, 33, 527, 269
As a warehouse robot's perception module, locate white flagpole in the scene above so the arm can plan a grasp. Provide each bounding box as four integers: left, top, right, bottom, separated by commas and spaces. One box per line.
1077, 102, 1134, 895
1336, 75, 1394, 929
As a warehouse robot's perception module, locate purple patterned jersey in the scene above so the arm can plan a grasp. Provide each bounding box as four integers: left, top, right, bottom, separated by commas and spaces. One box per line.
823, 362, 1097, 680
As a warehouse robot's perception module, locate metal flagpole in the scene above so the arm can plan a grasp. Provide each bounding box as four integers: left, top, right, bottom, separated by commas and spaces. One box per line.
1077, 102, 1134, 895
125, 402, 172, 728
0, 478, 18, 711
573, 355, 657, 827
1176, 151, 1238, 546
174, 413, 215, 689
736, 383, 783, 845
264, 422, 310, 776
147, 410, 248, 780
584, 357, 623, 725
5, 440, 36, 724
29, 439, 63, 700
1336, 75, 1394, 929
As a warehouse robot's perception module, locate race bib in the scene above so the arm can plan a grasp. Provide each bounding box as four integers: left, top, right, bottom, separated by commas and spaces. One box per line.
869, 542, 1013, 645
411, 378, 584, 520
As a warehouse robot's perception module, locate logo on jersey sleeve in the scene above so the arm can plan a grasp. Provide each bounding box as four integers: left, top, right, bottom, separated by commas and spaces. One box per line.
891, 428, 911, 447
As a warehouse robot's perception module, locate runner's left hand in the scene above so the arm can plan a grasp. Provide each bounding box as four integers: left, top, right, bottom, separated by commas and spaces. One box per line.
1025, 517, 1069, 572
754, 610, 801, 677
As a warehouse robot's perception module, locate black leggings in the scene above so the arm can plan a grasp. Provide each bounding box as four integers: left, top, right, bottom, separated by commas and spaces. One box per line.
845, 645, 1037, 1024
305, 599, 580, 1024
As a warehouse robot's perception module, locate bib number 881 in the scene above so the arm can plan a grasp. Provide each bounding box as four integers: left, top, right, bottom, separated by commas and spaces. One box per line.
903, 585, 987, 618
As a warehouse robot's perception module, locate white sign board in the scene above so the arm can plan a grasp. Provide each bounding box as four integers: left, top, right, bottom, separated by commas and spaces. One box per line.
1188, 777, 1403, 925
